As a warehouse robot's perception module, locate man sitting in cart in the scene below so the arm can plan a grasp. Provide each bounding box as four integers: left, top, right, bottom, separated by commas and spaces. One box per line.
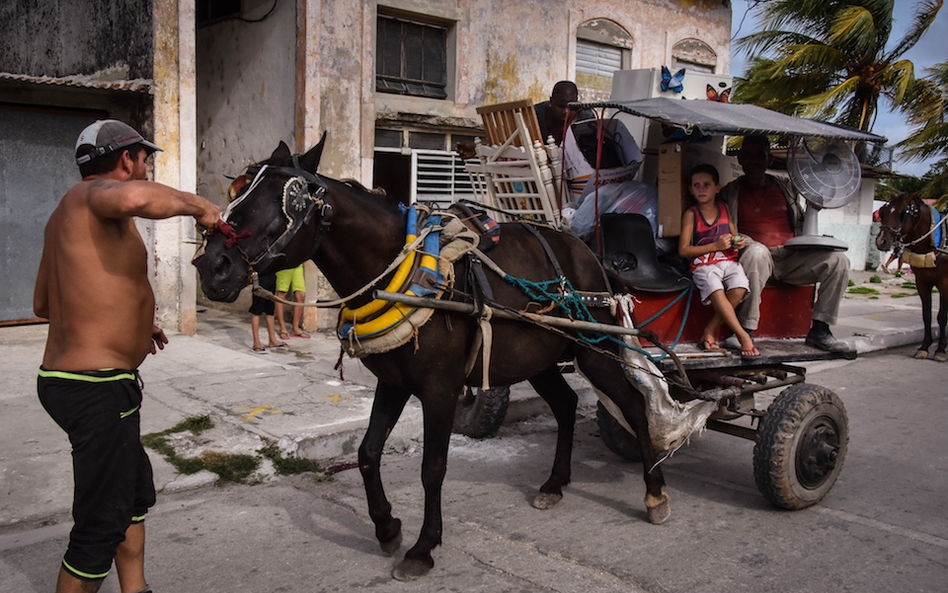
719, 135, 849, 352
534, 80, 594, 146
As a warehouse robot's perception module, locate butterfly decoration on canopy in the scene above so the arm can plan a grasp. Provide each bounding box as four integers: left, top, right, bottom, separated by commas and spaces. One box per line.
706, 84, 731, 103
660, 66, 686, 93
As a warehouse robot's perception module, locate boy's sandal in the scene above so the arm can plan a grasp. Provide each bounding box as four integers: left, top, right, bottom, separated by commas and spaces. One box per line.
701, 339, 725, 352
270, 342, 290, 350
278, 331, 290, 340
251, 346, 268, 354
290, 331, 311, 339
741, 347, 761, 358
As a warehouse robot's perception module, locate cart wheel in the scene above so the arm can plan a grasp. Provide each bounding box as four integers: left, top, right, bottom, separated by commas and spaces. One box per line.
596, 401, 642, 462
453, 385, 510, 438
753, 383, 848, 510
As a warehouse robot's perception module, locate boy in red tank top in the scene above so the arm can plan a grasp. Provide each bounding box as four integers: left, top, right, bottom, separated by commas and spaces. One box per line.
679, 164, 758, 356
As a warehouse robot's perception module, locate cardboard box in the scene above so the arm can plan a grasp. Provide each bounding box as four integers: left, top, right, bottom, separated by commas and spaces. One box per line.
656, 141, 741, 236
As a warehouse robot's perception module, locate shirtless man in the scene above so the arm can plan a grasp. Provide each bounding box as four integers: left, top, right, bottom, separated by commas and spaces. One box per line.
34, 119, 220, 593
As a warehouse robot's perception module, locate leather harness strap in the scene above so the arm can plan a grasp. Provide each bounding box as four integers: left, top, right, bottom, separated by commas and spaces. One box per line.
521, 223, 566, 280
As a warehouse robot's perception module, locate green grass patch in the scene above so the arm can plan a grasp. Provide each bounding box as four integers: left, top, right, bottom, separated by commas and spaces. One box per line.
142, 416, 215, 476
891, 292, 917, 299
142, 417, 327, 484
258, 442, 328, 479
847, 286, 880, 295
900, 281, 917, 290
143, 415, 262, 483
847, 279, 855, 287
200, 451, 261, 484
869, 275, 883, 283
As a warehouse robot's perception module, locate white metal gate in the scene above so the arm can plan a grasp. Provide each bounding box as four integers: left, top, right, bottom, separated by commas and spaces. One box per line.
375, 147, 480, 207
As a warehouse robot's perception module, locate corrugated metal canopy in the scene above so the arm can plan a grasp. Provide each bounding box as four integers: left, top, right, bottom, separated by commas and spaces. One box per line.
574, 98, 887, 143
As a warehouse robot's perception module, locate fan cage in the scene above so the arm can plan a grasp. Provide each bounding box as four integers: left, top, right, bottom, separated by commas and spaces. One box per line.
787, 138, 860, 209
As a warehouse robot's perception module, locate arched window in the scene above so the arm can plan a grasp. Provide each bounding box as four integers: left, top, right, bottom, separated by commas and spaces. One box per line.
575, 20, 632, 95
672, 38, 716, 74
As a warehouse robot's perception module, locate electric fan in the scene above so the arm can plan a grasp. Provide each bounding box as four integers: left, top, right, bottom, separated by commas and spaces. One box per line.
784, 136, 861, 251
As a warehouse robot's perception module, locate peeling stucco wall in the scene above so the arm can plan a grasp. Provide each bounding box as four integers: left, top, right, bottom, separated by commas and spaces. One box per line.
196, 0, 730, 194
0, 0, 154, 79
195, 0, 297, 204
0, 0, 209, 332
195, 0, 318, 323
361, 0, 729, 177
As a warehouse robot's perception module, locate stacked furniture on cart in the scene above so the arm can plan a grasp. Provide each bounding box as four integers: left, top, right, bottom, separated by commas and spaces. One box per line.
464, 99, 565, 225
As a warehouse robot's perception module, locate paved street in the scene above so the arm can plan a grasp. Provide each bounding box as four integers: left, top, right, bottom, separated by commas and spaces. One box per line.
2, 268, 946, 591
3, 338, 947, 592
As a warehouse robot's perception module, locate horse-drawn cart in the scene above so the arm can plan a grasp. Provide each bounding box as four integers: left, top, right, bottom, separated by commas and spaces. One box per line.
451, 97, 886, 511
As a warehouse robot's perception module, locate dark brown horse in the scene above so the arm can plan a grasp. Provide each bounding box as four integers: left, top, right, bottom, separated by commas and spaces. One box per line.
875, 192, 948, 362
195, 140, 670, 580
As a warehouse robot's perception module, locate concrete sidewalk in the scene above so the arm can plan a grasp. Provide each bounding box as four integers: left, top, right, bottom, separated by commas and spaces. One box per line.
0, 269, 936, 529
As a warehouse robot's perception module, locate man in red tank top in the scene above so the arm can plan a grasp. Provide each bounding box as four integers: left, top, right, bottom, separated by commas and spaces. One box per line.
720, 135, 850, 352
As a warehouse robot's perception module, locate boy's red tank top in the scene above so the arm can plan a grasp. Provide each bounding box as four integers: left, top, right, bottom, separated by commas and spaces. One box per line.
689, 201, 738, 272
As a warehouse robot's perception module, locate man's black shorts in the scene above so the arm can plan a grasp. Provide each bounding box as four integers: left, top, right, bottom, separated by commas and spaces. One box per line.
37, 367, 156, 581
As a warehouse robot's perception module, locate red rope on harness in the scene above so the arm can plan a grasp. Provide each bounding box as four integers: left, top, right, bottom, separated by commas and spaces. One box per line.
216, 218, 251, 248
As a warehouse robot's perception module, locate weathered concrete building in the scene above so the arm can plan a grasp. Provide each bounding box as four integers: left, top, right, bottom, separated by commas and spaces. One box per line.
1, 0, 201, 330
1, 0, 732, 329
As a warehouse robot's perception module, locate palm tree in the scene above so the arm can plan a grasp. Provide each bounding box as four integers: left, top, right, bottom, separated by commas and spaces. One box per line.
897, 61, 948, 207
733, 0, 943, 133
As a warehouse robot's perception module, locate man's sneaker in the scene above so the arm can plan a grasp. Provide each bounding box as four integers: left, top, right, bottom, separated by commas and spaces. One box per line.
805, 328, 849, 352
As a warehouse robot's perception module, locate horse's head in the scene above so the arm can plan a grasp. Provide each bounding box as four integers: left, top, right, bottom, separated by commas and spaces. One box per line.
875, 192, 921, 252
196, 133, 328, 302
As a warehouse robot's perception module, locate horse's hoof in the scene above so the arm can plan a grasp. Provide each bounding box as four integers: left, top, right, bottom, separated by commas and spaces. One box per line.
914, 349, 930, 359
645, 492, 671, 525
392, 557, 432, 581
532, 491, 563, 510
934, 351, 947, 362
379, 530, 402, 556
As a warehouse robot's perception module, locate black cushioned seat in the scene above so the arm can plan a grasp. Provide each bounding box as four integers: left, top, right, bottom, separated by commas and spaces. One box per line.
600, 213, 692, 293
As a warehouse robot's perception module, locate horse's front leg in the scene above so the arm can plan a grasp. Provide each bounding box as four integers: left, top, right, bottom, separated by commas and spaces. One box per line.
527, 366, 578, 509
393, 389, 458, 581
359, 380, 412, 555
916, 279, 935, 359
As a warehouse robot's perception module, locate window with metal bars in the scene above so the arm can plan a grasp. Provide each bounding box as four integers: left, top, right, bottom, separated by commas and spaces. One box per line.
376, 14, 448, 99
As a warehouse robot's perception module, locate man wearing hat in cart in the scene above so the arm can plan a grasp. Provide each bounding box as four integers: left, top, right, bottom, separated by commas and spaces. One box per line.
34, 119, 220, 593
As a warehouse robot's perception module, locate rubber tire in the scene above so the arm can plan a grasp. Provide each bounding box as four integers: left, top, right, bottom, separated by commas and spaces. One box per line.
753, 383, 849, 510
452, 385, 510, 438
596, 401, 642, 462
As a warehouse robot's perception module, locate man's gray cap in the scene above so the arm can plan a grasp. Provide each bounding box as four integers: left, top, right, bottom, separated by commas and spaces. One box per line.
75, 119, 162, 165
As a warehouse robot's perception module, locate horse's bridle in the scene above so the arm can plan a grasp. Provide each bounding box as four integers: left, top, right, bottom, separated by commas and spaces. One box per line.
205, 163, 333, 275
879, 198, 920, 249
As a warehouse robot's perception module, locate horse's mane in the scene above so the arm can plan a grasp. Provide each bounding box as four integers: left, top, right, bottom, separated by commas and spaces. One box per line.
332, 177, 405, 211
245, 154, 403, 211
342, 178, 387, 196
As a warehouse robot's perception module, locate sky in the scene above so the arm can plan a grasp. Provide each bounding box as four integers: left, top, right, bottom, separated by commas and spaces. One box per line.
730, 0, 947, 176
